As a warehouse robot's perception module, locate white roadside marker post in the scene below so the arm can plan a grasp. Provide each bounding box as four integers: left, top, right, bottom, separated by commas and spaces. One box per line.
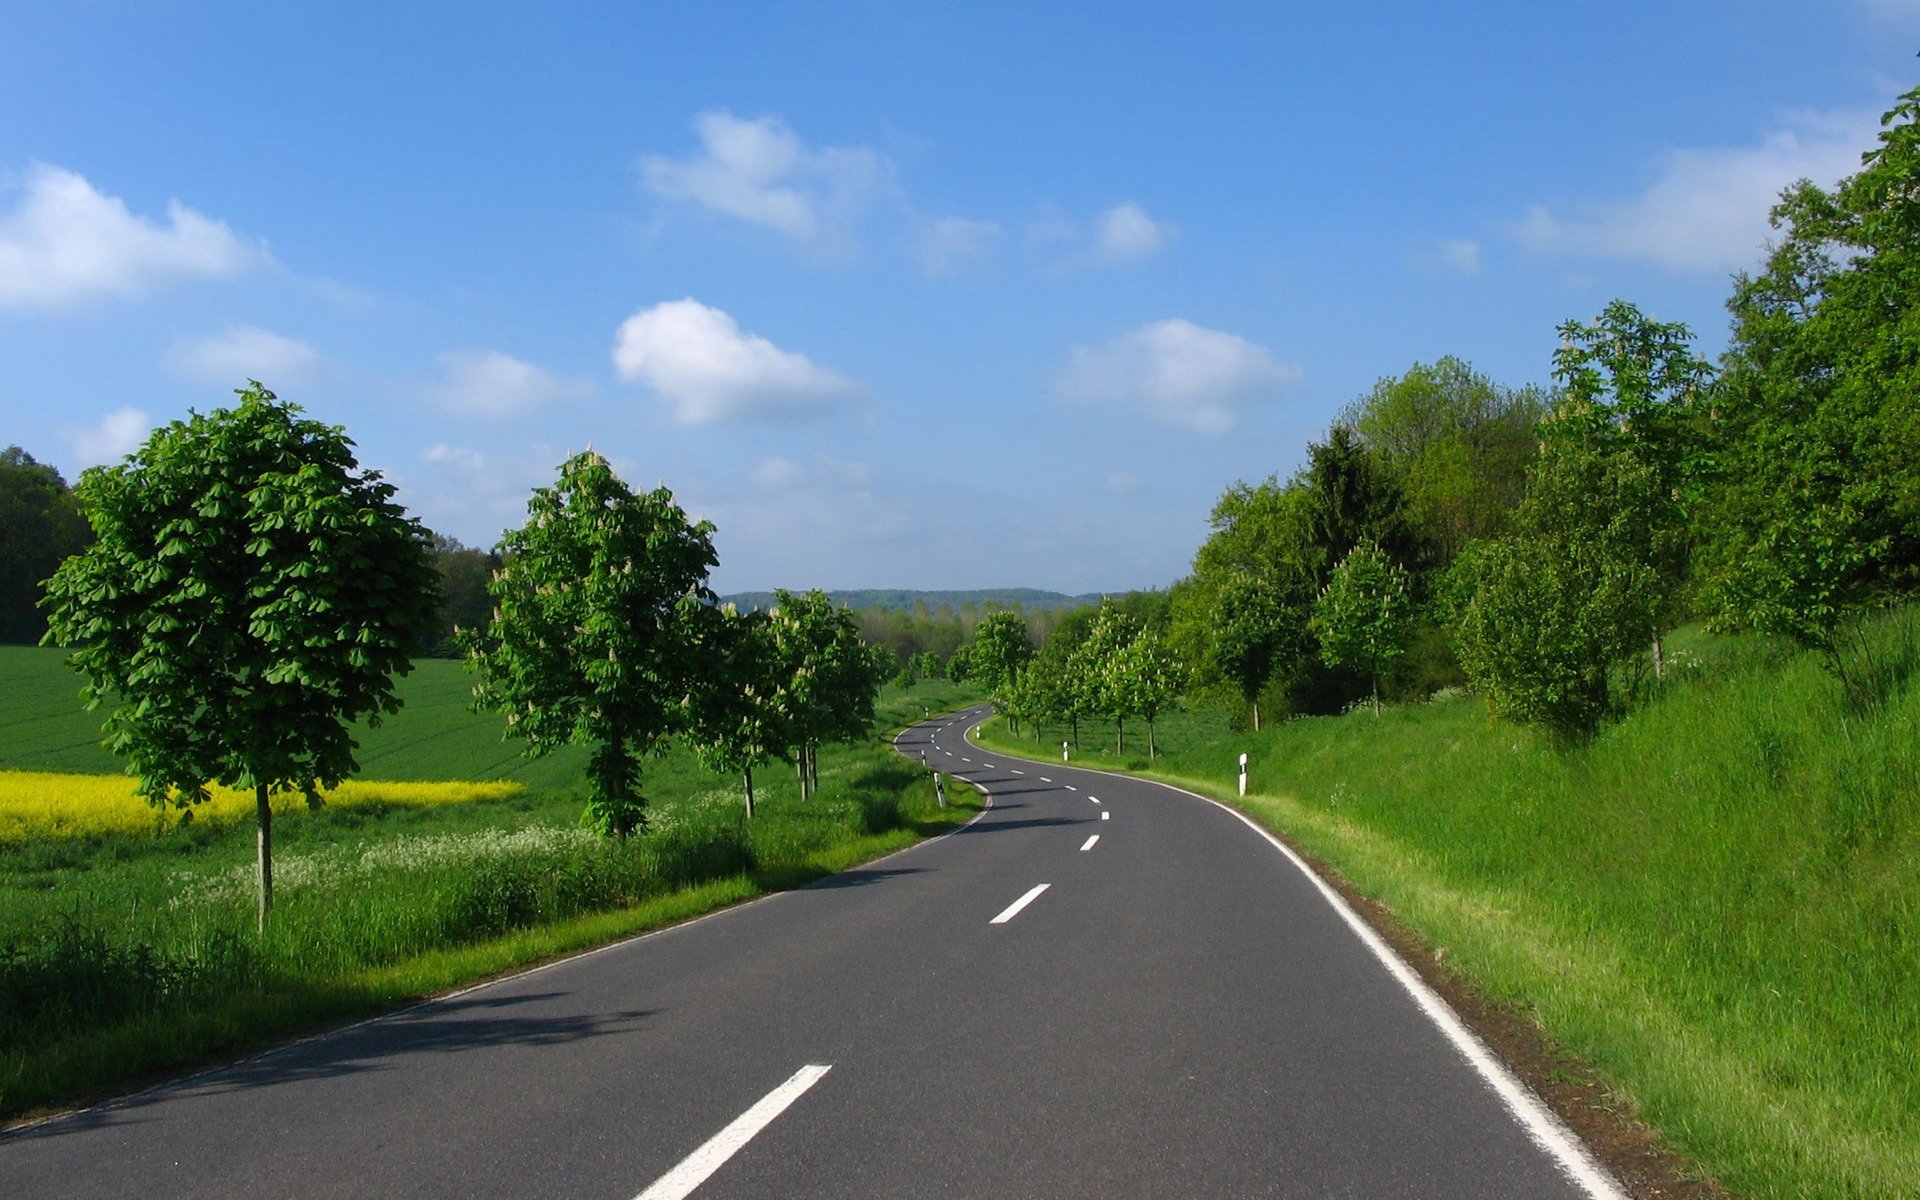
934, 771, 946, 809
1239, 752, 1249, 797
1063, 740, 1070, 762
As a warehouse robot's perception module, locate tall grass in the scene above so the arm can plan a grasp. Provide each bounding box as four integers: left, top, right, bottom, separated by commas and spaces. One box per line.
978, 607, 1920, 1200
0, 676, 982, 1121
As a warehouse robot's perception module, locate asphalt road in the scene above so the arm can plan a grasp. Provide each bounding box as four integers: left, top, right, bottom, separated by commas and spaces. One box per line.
1, 705, 1626, 1198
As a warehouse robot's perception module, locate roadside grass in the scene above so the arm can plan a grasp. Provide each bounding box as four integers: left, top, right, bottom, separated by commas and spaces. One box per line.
0, 649, 981, 1122
977, 607, 1920, 1200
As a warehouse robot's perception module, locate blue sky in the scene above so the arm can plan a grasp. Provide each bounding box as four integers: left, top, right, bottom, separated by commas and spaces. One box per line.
0, 1, 1913, 593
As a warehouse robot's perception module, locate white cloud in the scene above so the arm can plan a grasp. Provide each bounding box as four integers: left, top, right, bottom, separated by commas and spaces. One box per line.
425, 350, 591, 419
421, 443, 487, 476
71, 406, 152, 465
163, 325, 323, 387
0, 164, 269, 308
640, 111, 887, 250
1056, 319, 1301, 434
1511, 109, 1875, 274
751, 456, 805, 490
917, 216, 1001, 276
613, 298, 858, 426
749, 454, 871, 492
1093, 202, 1168, 262
1437, 238, 1483, 274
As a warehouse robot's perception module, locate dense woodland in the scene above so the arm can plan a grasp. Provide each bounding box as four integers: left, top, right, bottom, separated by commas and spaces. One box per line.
970, 84, 1919, 742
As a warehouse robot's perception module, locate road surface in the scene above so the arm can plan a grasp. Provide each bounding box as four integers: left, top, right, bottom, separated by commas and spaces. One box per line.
1, 704, 1624, 1198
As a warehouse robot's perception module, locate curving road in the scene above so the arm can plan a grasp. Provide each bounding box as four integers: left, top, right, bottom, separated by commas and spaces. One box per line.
1, 704, 1625, 1198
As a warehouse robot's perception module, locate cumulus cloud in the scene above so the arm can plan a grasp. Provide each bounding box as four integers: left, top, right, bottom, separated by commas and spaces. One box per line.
640, 111, 888, 250
613, 298, 859, 426
71, 406, 153, 465
1055, 319, 1301, 434
1093, 202, 1168, 262
1437, 238, 1483, 274
1510, 109, 1875, 274
163, 326, 323, 388
917, 215, 1001, 276
425, 350, 592, 418
0, 164, 269, 308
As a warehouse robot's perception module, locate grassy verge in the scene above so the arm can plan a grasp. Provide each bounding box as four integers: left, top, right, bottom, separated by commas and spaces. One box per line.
0, 666, 982, 1123
976, 610, 1920, 1200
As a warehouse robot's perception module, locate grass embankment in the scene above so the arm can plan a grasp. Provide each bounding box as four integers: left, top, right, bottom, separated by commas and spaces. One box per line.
0, 647, 981, 1122
977, 610, 1920, 1200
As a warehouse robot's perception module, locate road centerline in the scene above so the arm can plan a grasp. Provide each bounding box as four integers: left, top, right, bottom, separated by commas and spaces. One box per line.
989, 883, 1050, 925
1080, 835, 1099, 852
632, 1063, 833, 1200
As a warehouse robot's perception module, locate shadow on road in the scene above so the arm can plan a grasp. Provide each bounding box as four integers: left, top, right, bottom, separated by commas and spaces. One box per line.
6, 990, 654, 1143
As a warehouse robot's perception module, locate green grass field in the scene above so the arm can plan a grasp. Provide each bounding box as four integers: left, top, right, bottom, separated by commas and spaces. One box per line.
0, 646, 590, 786
978, 608, 1920, 1200
0, 646, 982, 1120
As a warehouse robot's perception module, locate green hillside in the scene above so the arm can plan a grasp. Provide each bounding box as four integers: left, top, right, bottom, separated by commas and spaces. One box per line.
0, 646, 587, 787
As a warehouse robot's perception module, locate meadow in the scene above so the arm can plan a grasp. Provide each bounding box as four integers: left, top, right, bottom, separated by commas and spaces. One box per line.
978, 607, 1920, 1200
0, 646, 981, 1121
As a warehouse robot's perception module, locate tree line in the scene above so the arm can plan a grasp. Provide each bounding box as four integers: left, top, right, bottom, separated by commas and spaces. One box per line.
964, 83, 1918, 742
37, 387, 890, 927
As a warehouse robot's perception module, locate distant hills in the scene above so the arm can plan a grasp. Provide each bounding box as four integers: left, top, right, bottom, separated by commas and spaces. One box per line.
719, 588, 1110, 613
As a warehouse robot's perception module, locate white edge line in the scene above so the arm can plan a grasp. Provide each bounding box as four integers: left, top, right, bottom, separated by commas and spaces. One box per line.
989, 882, 1050, 924
1080, 835, 1099, 852
633, 1063, 833, 1200
959, 714, 1625, 1200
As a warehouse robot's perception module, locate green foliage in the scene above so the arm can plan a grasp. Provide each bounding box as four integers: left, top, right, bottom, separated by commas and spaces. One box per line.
963, 610, 1033, 694
41, 385, 438, 810
1453, 532, 1657, 737
1207, 576, 1291, 728
0, 448, 90, 646
759, 589, 889, 798
686, 606, 785, 816
466, 451, 717, 838
1310, 542, 1413, 715
1106, 631, 1185, 755
1696, 86, 1920, 668
422, 534, 499, 657
1339, 359, 1546, 562
1551, 299, 1712, 491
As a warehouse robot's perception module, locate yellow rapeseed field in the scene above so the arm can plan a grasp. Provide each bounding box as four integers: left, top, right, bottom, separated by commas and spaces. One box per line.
0, 771, 522, 843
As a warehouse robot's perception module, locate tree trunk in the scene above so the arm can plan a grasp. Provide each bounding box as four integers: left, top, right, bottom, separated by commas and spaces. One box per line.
1252, 699, 1260, 732
1148, 718, 1156, 759
1116, 716, 1124, 756
743, 764, 755, 820
1070, 715, 1079, 747
255, 782, 273, 932
797, 754, 808, 801
1371, 676, 1381, 718
1653, 635, 1664, 681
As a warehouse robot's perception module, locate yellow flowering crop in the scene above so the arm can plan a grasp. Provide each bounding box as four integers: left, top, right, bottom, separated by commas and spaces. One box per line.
0, 772, 522, 843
